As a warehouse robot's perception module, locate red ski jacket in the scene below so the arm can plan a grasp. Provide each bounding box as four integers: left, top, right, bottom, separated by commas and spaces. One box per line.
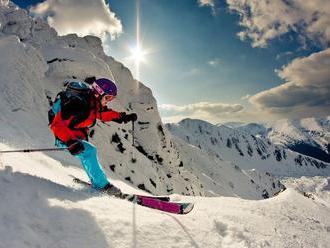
50, 98, 120, 143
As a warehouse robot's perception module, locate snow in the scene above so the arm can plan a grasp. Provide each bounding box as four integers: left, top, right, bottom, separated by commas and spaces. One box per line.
282, 176, 330, 207
0, 1, 329, 247
1, 147, 330, 248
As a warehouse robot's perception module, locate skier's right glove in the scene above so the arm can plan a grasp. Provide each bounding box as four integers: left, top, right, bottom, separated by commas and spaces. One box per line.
66, 140, 84, 155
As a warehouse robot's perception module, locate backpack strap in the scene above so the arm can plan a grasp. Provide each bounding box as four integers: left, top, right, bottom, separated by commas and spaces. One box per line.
48, 92, 64, 125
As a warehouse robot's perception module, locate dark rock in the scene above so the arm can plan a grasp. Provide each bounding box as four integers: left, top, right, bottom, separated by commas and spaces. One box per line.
137, 184, 152, 193
149, 178, 157, 188
274, 148, 282, 161
125, 177, 133, 183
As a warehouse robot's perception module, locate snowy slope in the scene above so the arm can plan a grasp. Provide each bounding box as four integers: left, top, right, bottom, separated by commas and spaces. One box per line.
0, 145, 329, 248
169, 134, 284, 199
230, 117, 330, 163
281, 176, 330, 205
166, 119, 330, 177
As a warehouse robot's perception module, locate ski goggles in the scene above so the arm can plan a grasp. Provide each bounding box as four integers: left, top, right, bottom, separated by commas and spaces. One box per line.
92, 82, 117, 96
92, 82, 106, 96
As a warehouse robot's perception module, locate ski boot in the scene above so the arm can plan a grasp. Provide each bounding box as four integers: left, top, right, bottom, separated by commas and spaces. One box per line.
102, 183, 122, 197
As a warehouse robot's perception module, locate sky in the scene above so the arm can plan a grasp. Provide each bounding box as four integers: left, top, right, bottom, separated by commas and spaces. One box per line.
12, 0, 330, 124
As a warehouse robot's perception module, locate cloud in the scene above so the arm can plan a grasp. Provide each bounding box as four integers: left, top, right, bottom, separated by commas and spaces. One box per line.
160, 102, 243, 118
250, 48, 330, 117
29, 0, 122, 39
189, 68, 203, 75
198, 0, 218, 15
226, 0, 330, 48
208, 58, 221, 67
198, 0, 215, 7
182, 67, 203, 78
276, 51, 294, 60
241, 94, 250, 101
160, 103, 278, 124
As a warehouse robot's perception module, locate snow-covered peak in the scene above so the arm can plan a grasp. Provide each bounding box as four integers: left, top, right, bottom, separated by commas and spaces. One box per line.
230, 117, 330, 163
233, 123, 269, 138
218, 121, 245, 128
167, 118, 330, 177
264, 117, 330, 144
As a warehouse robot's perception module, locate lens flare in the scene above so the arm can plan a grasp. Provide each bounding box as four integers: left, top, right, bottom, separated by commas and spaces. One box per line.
129, 45, 146, 64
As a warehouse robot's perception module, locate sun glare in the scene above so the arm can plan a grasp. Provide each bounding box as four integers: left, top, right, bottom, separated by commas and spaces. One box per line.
129, 45, 147, 64
126, 0, 151, 80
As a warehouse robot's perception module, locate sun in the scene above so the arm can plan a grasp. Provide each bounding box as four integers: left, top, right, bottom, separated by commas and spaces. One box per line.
127, 43, 149, 80
129, 45, 147, 64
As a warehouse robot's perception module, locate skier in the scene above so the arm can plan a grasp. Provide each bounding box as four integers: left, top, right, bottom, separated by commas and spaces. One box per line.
49, 77, 137, 195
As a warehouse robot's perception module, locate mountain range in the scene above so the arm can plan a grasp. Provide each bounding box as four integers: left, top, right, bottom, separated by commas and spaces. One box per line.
223, 117, 330, 163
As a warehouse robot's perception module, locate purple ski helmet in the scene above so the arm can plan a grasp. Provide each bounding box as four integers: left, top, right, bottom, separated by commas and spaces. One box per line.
92, 78, 117, 96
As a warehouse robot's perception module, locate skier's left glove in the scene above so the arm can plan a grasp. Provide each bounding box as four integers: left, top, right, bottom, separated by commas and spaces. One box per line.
114, 112, 137, 124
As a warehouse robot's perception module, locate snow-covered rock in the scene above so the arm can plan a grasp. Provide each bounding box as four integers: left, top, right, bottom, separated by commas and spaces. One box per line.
2, 7, 32, 40
0, 1, 201, 197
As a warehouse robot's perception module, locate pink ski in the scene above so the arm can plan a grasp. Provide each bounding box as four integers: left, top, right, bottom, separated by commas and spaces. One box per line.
136, 195, 194, 214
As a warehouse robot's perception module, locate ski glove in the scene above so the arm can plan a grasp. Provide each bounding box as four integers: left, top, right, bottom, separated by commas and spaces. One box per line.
114, 112, 137, 124
66, 140, 85, 155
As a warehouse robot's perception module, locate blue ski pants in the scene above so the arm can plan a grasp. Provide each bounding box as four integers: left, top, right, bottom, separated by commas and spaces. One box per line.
56, 139, 109, 189
51, 99, 109, 189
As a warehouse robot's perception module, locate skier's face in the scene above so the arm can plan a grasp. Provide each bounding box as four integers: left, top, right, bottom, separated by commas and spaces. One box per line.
101, 94, 115, 106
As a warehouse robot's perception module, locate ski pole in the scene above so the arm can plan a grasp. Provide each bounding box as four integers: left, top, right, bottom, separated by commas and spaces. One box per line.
131, 120, 137, 163
0, 147, 68, 154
